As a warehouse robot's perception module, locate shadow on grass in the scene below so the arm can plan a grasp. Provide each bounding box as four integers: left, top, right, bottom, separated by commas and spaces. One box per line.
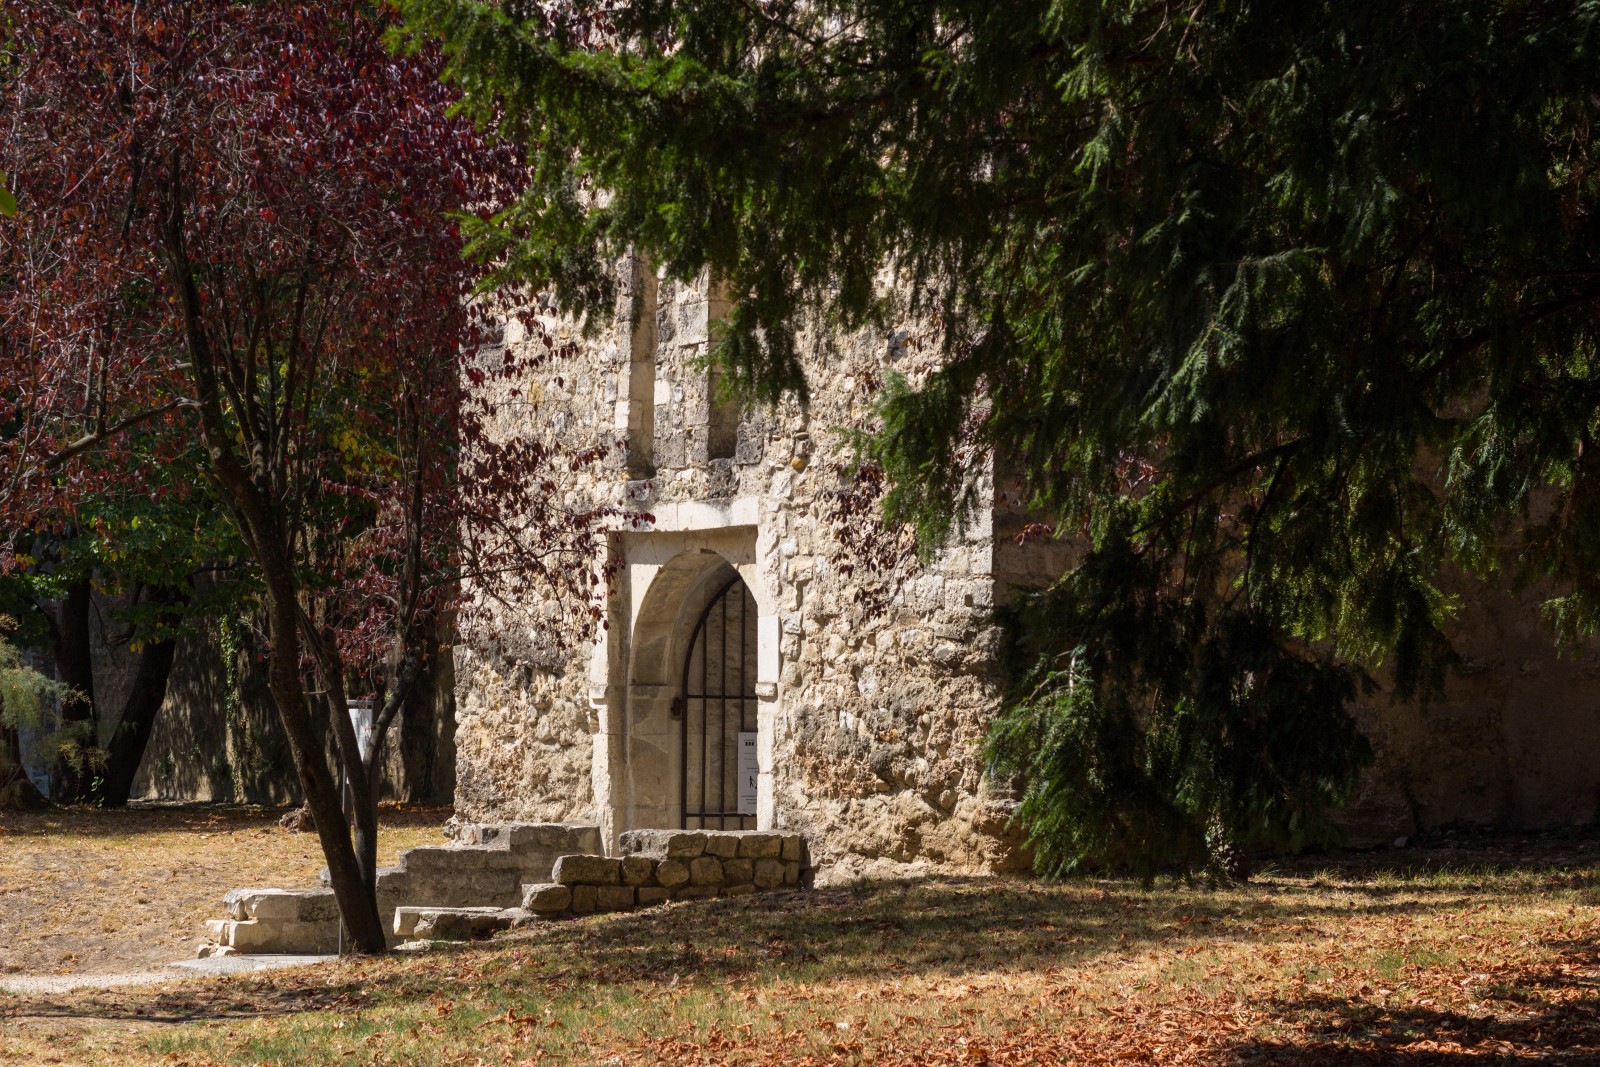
5, 872, 1595, 1053
1223, 946, 1600, 1065
3, 878, 1305, 1028
0, 977, 373, 1026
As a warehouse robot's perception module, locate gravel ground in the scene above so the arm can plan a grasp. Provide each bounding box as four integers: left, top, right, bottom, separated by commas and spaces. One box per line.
0, 804, 445, 977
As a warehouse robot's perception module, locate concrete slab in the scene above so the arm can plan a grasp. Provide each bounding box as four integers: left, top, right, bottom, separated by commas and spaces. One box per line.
168, 953, 336, 977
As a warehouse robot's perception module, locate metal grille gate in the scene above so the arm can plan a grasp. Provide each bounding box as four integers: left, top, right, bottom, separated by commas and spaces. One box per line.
679, 574, 757, 830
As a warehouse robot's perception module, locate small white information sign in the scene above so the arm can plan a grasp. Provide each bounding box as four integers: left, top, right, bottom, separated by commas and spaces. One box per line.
348, 699, 375, 762
737, 731, 758, 815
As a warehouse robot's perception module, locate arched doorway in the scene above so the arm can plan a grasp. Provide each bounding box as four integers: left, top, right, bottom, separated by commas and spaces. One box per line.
608, 538, 770, 841
676, 574, 757, 830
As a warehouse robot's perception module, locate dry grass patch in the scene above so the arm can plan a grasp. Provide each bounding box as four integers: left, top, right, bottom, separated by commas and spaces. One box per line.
0, 804, 447, 976
3, 833, 1599, 1065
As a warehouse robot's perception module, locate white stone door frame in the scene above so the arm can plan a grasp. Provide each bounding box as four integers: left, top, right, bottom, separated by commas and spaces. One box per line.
586, 498, 779, 851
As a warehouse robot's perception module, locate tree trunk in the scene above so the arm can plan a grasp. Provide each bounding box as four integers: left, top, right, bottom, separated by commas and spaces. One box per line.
51, 577, 98, 803
98, 586, 188, 807
264, 595, 387, 952
161, 184, 388, 954
399, 617, 455, 804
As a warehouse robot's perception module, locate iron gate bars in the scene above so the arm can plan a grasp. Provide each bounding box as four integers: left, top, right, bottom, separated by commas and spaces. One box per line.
679, 572, 757, 830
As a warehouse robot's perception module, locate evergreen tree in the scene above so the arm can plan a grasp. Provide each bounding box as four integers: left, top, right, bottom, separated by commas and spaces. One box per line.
399, 0, 1600, 877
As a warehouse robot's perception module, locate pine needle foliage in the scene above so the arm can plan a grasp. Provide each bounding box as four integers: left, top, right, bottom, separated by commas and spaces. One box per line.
399, 1, 1600, 875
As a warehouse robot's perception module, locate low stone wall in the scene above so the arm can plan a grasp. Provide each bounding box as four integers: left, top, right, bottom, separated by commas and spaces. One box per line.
203, 821, 598, 955
517, 829, 810, 920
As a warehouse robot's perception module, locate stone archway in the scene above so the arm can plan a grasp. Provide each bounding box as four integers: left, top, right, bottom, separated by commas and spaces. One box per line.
608, 540, 767, 839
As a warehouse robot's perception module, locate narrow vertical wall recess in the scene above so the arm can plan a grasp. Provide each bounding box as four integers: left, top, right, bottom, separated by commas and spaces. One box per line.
705, 283, 739, 461
620, 256, 657, 476
707, 365, 740, 461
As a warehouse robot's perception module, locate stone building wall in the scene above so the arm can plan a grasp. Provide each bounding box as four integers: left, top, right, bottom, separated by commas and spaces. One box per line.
454, 265, 1034, 880
458, 261, 1600, 878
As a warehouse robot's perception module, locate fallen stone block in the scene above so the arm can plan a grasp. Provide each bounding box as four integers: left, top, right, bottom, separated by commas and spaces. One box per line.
410, 908, 515, 941
395, 905, 505, 938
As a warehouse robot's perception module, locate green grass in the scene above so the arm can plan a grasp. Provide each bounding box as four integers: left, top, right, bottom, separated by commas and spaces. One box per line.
5, 835, 1600, 1065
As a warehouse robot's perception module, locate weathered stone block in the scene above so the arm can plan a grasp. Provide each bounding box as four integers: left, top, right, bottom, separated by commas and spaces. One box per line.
553, 854, 622, 886
399, 846, 473, 870
636, 886, 670, 907
223, 888, 292, 921
689, 856, 724, 886
655, 859, 691, 889
570, 884, 598, 914
620, 856, 655, 886
522, 883, 573, 913
780, 836, 804, 863
619, 829, 706, 859
502, 822, 602, 854
783, 861, 801, 886
413, 908, 514, 941
723, 884, 759, 897
702, 834, 739, 858
209, 917, 338, 954
595, 885, 636, 911
753, 858, 785, 889
224, 888, 338, 923
395, 906, 505, 938
675, 885, 719, 900
736, 833, 782, 859
721, 858, 754, 884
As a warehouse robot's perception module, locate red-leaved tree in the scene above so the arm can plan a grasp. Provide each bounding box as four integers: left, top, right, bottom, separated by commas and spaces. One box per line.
1, 1, 614, 952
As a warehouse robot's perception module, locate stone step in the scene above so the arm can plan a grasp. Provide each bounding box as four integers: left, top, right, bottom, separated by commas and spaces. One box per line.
206, 916, 339, 954
393, 906, 524, 940
224, 888, 338, 923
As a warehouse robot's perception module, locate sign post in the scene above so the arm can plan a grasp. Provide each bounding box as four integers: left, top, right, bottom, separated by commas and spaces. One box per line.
338, 699, 375, 955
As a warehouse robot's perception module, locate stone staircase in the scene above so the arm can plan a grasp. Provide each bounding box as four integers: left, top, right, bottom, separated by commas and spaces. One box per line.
203, 821, 598, 955
202, 824, 810, 956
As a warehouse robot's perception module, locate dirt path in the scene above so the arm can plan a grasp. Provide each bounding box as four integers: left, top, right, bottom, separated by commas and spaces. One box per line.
0, 805, 447, 977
